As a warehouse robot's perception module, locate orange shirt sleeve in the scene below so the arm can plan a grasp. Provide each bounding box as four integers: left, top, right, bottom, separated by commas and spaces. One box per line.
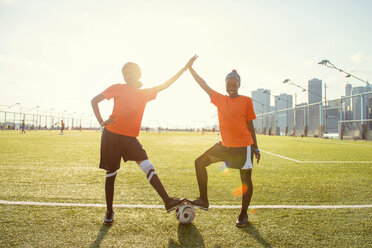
210, 89, 224, 106
246, 98, 256, 121
140, 87, 158, 102
102, 84, 121, 100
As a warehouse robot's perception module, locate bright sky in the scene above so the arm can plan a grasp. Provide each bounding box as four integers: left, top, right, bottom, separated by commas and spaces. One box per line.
1, 0, 371, 128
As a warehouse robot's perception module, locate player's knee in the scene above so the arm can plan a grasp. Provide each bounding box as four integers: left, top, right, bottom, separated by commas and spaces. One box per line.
195, 156, 208, 169
240, 169, 250, 176
139, 160, 156, 182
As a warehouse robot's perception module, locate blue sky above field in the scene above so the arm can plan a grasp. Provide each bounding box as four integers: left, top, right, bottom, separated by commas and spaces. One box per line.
0, 0, 371, 127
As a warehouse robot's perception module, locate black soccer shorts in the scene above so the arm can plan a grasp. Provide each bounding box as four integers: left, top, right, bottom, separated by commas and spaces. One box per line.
200, 142, 254, 169
99, 128, 148, 171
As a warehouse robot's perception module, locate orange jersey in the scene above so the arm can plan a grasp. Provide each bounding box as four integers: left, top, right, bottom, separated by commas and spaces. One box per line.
210, 89, 256, 147
102, 84, 157, 137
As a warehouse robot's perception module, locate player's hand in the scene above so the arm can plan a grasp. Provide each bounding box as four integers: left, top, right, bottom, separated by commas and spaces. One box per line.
101, 117, 114, 127
184, 55, 198, 70
254, 149, 260, 164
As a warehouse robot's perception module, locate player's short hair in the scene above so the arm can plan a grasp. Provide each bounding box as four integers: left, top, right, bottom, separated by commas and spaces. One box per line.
225, 69, 240, 84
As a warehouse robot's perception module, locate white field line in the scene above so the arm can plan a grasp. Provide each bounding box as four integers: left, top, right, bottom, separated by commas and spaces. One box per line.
0, 200, 371, 209
260, 150, 301, 162
302, 161, 372, 164
260, 150, 372, 164
297, 139, 372, 147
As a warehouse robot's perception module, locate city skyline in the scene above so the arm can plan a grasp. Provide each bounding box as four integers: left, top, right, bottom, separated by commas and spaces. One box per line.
251, 79, 371, 136
252, 79, 371, 110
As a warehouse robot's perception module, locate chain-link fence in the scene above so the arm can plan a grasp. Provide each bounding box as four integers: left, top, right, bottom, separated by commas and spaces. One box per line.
254, 92, 372, 140
0, 111, 96, 131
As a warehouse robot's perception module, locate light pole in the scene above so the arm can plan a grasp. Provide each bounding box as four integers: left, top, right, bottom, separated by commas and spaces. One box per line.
70, 112, 76, 129
8, 103, 20, 129
79, 114, 83, 131
48, 108, 54, 130
28, 106, 40, 130
319, 59, 369, 131
36, 106, 40, 130
8, 103, 20, 109
61, 110, 67, 120
319, 59, 369, 84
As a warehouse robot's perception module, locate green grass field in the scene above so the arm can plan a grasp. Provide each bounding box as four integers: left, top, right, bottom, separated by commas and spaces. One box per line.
0, 131, 371, 247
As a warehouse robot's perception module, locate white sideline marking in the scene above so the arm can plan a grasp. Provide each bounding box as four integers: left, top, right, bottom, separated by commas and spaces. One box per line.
302, 161, 372, 164
211, 204, 372, 209
260, 150, 372, 164
298, 139, 372, 147
260, 150, 301, 162
0, 200, 371, 209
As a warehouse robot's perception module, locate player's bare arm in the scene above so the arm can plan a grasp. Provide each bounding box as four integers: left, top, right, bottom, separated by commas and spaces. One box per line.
247, 120, 260, 163
91, 93, 114, 127
188, 60, 212, 95
155, 56, 198, 92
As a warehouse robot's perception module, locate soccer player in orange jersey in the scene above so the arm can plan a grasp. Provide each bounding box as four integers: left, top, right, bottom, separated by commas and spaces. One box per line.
60, 120, 65, 135
187, 55, 260, 227
91, 56, 196, 226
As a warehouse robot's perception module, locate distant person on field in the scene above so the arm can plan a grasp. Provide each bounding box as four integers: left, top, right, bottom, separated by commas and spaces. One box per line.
60, 120, 65, 135
91, 56, 196, 226
21, 120, 26, 134
187, 55, 260, 227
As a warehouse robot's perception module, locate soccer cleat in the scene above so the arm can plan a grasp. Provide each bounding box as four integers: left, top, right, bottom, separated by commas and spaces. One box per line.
188, 198, 209, 210
235, 212, 248, 227
103, 211, 114, 226
165, 197, 186, 212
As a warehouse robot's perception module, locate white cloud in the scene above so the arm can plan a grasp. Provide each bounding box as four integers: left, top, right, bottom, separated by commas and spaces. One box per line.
349, 52, 364, 63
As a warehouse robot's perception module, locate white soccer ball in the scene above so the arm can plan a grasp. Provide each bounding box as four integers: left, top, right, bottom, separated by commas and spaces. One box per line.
175, 203, 196, 224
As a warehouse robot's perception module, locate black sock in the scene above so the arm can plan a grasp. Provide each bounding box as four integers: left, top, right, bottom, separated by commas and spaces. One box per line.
148, 174, 170, 203
105, 172, 117, 213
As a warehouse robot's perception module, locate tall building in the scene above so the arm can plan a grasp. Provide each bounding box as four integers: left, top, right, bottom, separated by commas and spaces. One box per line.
352, 86, 370, 120
276, 93, 293, 110
295, 103, 307, 135
345, 84, 352, 120
308, 78, 323, 134
251, 89, 271, 114
308, 78, 322, 104
276, 93, 293, 133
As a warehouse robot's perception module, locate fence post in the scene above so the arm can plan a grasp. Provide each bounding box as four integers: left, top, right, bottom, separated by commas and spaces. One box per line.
360, 94, 365, 140
319, 102, 324, 137
4, 112, 6, 130
339, 98, 343, 140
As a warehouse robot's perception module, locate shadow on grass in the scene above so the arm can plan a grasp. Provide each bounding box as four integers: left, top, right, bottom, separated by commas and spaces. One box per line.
91, 224, 112, 248
168, 223, 205, 247
240, 222, 272, 248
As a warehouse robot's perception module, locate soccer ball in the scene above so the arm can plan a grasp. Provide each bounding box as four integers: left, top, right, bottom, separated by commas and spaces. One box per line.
175, 203, 196, 224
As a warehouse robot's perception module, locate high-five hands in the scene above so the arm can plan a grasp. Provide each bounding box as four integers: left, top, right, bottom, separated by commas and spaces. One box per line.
184, 55, 198, 71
